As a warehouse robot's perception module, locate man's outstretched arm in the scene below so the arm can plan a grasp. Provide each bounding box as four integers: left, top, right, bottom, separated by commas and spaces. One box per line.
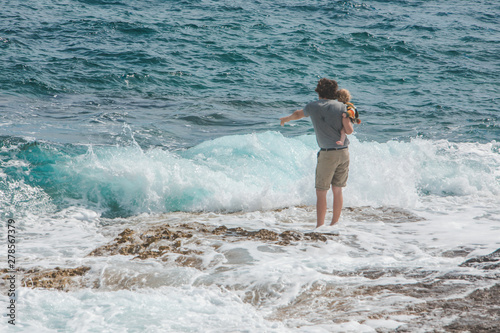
280, 109, 305, 126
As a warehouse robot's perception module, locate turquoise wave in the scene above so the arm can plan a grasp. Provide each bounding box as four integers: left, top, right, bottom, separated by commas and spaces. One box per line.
1, 133, 499, 218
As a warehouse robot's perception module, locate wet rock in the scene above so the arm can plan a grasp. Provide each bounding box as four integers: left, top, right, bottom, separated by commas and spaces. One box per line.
132, 250, 166, 260
115, 228, 135, 244
88, 223, 332, 265
212, 225, 228, 235
460, 248, 500, 270
344, 206, 425, 223
210, 225, 332, 244
303, 232, 328, 242
251, 229, 279, 241
88, 224, 194, 258
406, 283, 500, 333
331, 267, 439, 282
1, 266, 91, 291
280, 230, 303, 242
278, 230, 303, 245
442, 246, 475, 258
175, 255, 204, 268
269, 278, 500, 333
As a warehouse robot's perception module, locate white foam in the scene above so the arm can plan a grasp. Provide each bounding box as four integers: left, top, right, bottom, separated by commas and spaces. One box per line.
2, 202, 499, 331
2, 134, 499, 331
11, 287, 288, 333
3, 133, 498, 219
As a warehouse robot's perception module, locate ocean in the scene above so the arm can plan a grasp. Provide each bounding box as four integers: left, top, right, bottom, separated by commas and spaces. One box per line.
1, 0, 499, 332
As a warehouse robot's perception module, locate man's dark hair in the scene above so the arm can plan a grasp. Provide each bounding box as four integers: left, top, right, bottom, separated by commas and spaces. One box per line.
315, 78, 339, 99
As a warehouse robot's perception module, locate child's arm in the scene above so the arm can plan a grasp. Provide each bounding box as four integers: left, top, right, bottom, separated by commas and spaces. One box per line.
280, 109, 305, 126
336, 113, 354, 145
336, 128, 346, 145
342, 113, 354, 134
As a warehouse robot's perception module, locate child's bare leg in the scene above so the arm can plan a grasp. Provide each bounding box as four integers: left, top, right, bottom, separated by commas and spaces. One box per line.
336, 128, 346, 145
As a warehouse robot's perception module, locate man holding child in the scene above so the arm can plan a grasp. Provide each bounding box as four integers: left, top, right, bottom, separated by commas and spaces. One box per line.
280, 78, 353, 229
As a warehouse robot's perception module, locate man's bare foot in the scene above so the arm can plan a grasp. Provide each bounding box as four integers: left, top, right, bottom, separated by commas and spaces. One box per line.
314, 225, 340, 235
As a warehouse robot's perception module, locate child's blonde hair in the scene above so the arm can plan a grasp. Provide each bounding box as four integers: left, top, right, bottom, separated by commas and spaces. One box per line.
337, 89, 351, 103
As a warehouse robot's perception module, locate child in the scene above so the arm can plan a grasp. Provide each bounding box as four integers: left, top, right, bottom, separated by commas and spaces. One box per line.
336, 89, 361, 145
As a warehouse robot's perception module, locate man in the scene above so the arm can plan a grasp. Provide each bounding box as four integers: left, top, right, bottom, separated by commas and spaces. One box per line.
280, 78, 353, 228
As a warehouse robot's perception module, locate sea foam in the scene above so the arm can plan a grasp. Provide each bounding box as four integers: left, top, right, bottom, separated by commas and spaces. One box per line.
1, 132, 499, 218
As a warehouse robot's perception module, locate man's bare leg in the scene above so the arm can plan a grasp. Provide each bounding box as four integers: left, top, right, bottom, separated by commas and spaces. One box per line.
316, 189, 328, 228
331, 186, 343, 225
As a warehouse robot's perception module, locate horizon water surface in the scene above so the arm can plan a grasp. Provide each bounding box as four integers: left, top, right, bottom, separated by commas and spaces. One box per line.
1, 0, 499, 332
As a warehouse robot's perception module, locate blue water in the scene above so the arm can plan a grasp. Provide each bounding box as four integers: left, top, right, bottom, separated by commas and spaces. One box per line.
1, 0, 499, 218
2, 0, 499, 144
1, 2, 500, 332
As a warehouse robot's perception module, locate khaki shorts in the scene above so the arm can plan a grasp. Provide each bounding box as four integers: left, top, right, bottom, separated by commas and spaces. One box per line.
315, 149, 350, 190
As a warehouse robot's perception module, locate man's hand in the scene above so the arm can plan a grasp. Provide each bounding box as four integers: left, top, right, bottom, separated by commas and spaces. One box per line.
280, 109, 305, 126
280, 116, 290, 126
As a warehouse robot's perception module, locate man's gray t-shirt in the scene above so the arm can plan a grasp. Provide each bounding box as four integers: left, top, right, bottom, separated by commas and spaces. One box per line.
303, 99, 348, 149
